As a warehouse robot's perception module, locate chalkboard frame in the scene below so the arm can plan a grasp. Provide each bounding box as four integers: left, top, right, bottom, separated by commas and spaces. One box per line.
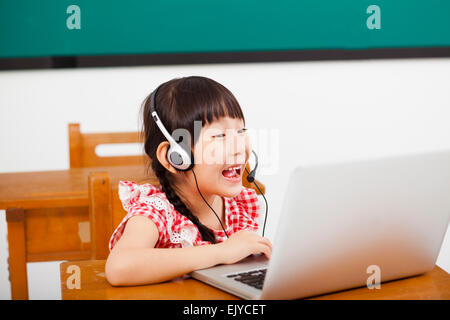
1, 47, 450, 71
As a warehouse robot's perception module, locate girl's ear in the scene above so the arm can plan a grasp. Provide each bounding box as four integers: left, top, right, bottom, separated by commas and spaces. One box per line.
156, 141, 178, 174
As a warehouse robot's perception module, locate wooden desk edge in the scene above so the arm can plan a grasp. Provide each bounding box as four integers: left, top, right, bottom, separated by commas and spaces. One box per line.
60, 260, 449, 300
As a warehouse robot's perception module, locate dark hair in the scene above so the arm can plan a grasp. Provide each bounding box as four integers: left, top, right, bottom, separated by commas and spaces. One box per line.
140, 76, 245, 243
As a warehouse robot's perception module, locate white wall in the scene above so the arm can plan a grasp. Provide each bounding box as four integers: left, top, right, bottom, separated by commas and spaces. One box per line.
1, 58, 449, 299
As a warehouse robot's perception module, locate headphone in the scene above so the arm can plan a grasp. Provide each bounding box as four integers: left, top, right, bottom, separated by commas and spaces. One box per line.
150, 83, 194, 171
246, 150, 258, 183
149, 84, 268, 237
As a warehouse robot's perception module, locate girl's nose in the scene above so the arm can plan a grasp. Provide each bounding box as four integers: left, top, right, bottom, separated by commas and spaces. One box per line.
227, 133, 248, 163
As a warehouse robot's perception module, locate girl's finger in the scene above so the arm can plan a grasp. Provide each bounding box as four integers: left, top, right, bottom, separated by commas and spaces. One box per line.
257, 237, 272, 250
256, 243, 271, 259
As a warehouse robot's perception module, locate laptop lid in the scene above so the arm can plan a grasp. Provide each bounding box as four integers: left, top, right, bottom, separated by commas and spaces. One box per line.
261, 149, 450, 299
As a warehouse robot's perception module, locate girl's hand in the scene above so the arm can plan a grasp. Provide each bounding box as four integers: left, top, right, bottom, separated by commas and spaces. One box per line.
216, 230, 272, 265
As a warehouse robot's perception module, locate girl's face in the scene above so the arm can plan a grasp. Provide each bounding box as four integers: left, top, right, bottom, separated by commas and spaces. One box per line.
192, 116, 251, 198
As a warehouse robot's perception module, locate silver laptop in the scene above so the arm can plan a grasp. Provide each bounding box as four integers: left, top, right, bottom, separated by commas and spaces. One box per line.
190, 149, 450, 299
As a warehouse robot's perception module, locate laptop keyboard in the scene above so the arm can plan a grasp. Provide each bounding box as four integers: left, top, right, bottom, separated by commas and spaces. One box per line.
226, 268, 267, 290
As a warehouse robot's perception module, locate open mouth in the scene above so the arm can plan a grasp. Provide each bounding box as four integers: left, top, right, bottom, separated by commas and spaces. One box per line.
221, 165, 243, 180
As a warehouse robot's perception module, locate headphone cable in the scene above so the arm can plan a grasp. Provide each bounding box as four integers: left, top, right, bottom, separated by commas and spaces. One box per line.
191, 166, 268, 239
191, 168, 230, 239
245, 167, 268, 238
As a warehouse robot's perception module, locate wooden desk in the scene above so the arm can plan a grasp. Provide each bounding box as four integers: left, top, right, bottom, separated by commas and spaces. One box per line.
60, 260, 450, 300
0, 165, 154, 300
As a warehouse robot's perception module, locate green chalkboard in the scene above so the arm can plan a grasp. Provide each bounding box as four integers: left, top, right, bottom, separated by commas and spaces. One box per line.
1, 0, 450, 60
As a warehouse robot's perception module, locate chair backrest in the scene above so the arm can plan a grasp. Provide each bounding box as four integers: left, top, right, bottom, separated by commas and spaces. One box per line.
68, 123, 147, 168
88, 167, 266, 259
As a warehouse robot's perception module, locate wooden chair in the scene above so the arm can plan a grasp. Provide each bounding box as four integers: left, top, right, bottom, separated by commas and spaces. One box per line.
88, 165, 266, 259
68, 123, 147, 168
3, 125, 149, 299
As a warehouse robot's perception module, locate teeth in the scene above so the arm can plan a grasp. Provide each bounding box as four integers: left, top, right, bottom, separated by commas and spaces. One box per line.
225, 166, 241, 174
223, 165, 241, 177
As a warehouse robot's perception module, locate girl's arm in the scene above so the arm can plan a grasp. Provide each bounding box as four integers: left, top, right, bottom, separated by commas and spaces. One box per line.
105, 215, 219, 285
105, 215, 272, 286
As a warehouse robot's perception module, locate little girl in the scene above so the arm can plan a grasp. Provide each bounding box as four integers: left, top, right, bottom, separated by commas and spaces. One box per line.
105, 76, 272, 286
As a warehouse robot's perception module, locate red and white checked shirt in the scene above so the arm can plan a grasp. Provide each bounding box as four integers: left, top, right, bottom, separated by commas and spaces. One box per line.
109, 180, 260, 250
